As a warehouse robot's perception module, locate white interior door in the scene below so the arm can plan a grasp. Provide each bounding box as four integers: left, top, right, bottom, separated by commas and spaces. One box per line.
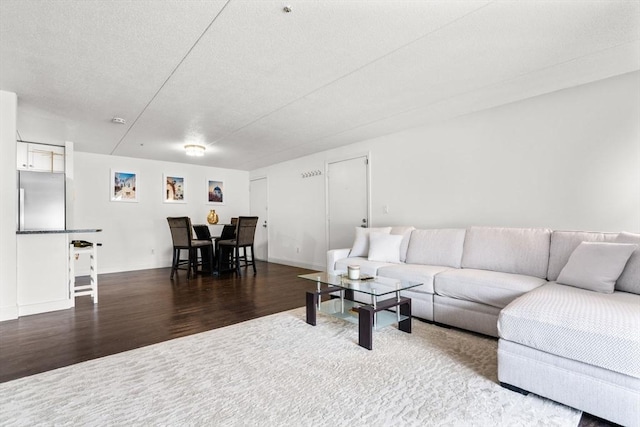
327, 156, 369, 250
250, 177, 268, 260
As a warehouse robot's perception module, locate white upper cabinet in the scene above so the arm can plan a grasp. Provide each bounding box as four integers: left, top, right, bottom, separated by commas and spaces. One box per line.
17, 142, 65, 172
16, 141, 28, 169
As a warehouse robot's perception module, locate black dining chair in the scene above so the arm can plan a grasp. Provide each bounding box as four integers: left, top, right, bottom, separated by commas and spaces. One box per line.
217, 216, 259, 275
193, 223, 238, 274
192, 224, 215, 274
214, 224, 238, 274
167, 217, 213, 279
192, 224, 212, 240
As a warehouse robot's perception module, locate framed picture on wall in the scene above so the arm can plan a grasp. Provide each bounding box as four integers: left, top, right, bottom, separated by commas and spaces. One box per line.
110, 170, 138, 202
163, 174, 186, 203
207, 179, 225, 205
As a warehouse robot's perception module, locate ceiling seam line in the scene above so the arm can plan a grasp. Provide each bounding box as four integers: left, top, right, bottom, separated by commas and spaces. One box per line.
318, 37, 640, 139
242, 39, 640, 167
210, 1, 496, 145
109, 0, 232, 155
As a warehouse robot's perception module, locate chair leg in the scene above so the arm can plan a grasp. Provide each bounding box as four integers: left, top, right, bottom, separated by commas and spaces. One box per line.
188, 248, 194, 279
191, 248, 199, 278
170, 248, 177, 279
235, 247, 241, 275
251, 245, 257, 274
242, 247, 248, 269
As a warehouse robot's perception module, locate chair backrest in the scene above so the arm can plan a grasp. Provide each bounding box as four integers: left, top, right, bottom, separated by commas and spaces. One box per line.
219, 224, 236, 240
193, 224, 212, 240
230, 217, 238, 226
167, 217, 193, 248
236, 216, 258, 246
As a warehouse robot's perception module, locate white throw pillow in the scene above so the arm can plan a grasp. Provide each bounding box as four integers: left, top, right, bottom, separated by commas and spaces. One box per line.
556, 242, 638, 293
614, 232, 640, 294
349, 227, 392, 257
368, 232, 403, 263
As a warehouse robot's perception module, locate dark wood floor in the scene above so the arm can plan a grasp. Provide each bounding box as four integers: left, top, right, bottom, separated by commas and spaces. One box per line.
0, 261, 317, 383
0, 261, 613, 426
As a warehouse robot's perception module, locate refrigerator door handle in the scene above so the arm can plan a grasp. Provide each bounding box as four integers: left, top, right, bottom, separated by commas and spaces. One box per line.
19, 188, 25, 231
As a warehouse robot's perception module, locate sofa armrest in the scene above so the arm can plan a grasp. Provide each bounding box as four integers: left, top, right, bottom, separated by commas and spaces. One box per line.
327, 248, 351, 274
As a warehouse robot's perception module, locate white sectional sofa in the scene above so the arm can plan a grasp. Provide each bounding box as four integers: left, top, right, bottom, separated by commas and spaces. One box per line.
326, 226, 640, 426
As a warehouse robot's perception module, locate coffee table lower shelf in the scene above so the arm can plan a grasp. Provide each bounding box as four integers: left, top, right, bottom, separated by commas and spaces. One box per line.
317, 299, 411, 329
305, 288, 412, 350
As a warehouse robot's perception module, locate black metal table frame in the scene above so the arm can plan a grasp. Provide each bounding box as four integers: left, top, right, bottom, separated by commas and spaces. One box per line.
305, 286, 412, 350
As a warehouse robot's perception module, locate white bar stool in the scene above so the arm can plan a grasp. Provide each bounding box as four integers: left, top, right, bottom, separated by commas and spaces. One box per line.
69, 241, 100, 304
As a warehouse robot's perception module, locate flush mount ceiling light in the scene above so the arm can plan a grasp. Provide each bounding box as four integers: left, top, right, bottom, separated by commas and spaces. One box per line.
184, 144, 206, 157
112, 117, 126, 124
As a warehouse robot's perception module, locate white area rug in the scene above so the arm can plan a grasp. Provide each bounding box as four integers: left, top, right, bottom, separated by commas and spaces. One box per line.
0, 308, 581, 426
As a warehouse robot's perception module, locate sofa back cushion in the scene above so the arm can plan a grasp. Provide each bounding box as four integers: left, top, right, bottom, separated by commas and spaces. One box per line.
547, 231, 617, 281
405, 228, 466, 268
461, 227, 551, 279
614, 232, 640, 294
390, 226, 415, 263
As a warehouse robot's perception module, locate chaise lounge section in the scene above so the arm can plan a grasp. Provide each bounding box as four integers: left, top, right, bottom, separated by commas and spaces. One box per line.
497, 230, 640, 427
326, 226, 640, 426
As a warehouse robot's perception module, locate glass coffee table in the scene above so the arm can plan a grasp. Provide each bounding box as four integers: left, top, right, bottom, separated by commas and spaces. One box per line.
298, 272, 422, 350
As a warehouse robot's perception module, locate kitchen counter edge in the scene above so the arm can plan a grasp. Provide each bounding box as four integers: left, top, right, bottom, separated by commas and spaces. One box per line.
17, 229, 102, 235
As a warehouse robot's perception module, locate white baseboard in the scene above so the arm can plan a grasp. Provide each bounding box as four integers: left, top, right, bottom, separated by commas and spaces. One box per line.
0, 305, 18, 321
267, 257, 324, 271
18, 299, 72, 317
76, 259, 322, 276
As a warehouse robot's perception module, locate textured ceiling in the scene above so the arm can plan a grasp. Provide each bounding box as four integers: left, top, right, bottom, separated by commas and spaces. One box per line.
1, 1, 639, 170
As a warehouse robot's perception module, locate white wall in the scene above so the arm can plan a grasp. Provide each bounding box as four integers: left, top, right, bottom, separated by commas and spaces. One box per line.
0, 91, 18, 320
72, 152, 249, 274
4, 71, 639, 283
256, 155, 329, 269
252, 71, 640, 270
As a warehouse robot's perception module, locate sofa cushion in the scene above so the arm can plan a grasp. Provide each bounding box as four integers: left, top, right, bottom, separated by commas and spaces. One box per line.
556, 242, 637, 293
498, 283, 640, 378
349, 227, 392, 257
377, 264, 452, 294
405, 228, 466, 268
434, 268, 547, 309
368, 232, 403, 263
547, 231, 617, 281
614, 232, 640, 294
335, 257, 393, 276
461, 227, 551, 279
390, 226, 415, 263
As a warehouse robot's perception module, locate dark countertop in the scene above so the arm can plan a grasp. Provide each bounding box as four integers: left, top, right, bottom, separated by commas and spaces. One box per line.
16, 229, 102, 235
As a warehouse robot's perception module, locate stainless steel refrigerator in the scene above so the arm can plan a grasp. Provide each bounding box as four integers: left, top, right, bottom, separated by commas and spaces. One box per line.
17, 171, 66, 231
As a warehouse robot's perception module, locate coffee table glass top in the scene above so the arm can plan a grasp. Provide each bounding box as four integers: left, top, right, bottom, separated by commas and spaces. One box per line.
298, 272, 422, 296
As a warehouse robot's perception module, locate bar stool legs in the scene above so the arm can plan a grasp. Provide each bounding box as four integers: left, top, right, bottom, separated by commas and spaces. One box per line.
69, 242, 99, 304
